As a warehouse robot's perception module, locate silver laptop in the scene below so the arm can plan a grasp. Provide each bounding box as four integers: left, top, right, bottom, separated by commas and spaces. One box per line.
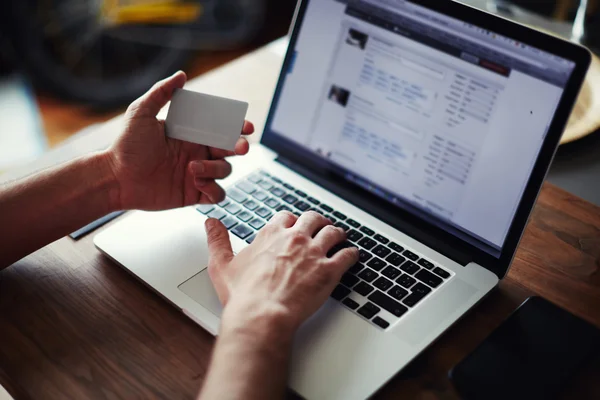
95, 0, 590, 398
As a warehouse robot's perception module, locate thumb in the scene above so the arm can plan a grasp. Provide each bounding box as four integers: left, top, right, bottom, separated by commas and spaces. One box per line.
131, 70, 187, 118
205, 218, 234, 266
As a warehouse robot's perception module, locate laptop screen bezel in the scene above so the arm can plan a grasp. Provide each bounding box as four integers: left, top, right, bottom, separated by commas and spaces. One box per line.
260, 0, 591, 279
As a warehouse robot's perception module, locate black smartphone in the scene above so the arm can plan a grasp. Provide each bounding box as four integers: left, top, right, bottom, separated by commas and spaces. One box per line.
450, 296, 600, 400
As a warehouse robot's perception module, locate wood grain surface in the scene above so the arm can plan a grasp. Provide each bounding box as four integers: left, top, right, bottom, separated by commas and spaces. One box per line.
0, 182, 599, 399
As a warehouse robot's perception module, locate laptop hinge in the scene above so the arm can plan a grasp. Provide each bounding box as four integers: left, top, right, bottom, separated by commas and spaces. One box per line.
275, 156, 472, 267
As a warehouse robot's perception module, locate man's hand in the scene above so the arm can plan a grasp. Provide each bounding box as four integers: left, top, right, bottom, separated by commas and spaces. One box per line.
198, 211, 359, 400
206, 211, 359, 333
106, 71, 254, 211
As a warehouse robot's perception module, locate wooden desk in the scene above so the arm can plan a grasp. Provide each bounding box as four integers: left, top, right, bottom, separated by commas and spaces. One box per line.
1, 40, 600, 399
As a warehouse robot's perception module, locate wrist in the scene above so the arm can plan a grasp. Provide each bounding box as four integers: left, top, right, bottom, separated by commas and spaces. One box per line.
220, 301, 298, 348
90, 151, 121, 213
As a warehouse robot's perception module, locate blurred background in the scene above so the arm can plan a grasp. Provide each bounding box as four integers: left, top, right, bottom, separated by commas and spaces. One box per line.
0, 0, 599, 191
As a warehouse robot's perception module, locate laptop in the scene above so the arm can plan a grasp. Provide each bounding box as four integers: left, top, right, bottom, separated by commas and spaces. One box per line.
94, 0, 590, 398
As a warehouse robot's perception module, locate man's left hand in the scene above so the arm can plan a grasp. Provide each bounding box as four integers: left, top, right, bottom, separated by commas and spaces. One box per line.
105, 71, 254, 211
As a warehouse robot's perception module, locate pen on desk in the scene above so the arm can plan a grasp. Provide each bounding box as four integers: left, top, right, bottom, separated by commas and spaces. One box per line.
69, 211, 126, 240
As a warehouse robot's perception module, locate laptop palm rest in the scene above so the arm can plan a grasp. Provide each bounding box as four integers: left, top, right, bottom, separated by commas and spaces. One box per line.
179, 270, 224, 317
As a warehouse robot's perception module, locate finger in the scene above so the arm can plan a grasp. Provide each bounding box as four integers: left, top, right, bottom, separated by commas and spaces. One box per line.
293, 211, 331, 236
242, 120, 254, 135
128, 71, 187, 118
189, 160, 232, 180
205, 218, 234, 306
210, 136, 249, 159
269, 211, 298, 228
197, 181, 226, 204
328, 247, 360, 278
313, 225, 346, 252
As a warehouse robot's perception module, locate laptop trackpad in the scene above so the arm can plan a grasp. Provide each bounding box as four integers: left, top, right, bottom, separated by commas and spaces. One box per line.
179, 269, 224, 317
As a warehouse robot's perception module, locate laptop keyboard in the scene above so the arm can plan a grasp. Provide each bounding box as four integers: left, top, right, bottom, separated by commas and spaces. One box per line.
196, 170, 453, 330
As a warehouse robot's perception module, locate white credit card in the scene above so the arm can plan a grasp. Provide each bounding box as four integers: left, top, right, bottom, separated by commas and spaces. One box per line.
165, 89, 249, 151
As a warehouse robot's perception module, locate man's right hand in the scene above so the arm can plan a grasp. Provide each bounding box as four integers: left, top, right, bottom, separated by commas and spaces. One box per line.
205, 210, 360, 337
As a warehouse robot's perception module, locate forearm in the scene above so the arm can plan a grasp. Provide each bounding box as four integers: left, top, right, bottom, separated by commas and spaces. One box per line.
199, 311, 294, 400
0, 151, 119, 269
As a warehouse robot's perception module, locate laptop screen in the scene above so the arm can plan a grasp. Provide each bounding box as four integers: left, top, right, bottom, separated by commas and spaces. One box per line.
265, 0, 576, 256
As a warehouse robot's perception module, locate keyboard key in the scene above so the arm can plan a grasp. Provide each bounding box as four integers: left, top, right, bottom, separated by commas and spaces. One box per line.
433, 267, 450, 279
342, 298, 360, 310
277, 205, 292, 212
415, 269, 443, 288
388, 286, 409, 301
246, 233, 257, 244
218, 198, 230, 207
367, 257, 386, 271
373, 244, 391, 258
374, 277, 394, 291
358, 237, 377, 250
372, 316, 390, 329
368, 291, 408, 318
386, 252, 405, 267
237, 181, 256, 194
196, 205, 214, 214
348, 263, 364, 275
283, 183, 295, 190
359, 226, 375, 236
388, 242, 404, 253
418, 259, 435, 270
295, 190, 307, 198
228, 188, 247, 203
248, 174, 262, 183
283, 194, 298, 204
347, 229, 364, 242
294, 201, 311, 211
271, 177, 282, 184
256, 207, 272, 219
221, 216, 239, 229
208, 208, 227, 220
309, 207, 324, 215
397, 274, 417, 289
320, 204, 333, 213
354, 281, 375, 296
340, 273, 360, 288
403, 250, 419, 261
331, 285, 351, 301
270, 188, 286, 198
412, 282, 432, 296
382, 266, 402, 280
252, 191, 268, 201
346, 219, 361, 228
258, 181, 273, 191
265, 198, 280, 209
335, 222, 350, 232
402, 284, 431, 307
373, 234, 389, 244
225, 202, 242, 215
244, 200, 259, 211
358, 268, 377, 282
332, 211, 347, 220
259, 170, 270, 176
231, 224, 253, 239
237, 211, 253, 222
249, 218, 266, 230
357, 302, 380, 319
307, 197, 320, 205
400, 261, 420, 275
358, 249, 372, 263
293, 211, 301, 217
